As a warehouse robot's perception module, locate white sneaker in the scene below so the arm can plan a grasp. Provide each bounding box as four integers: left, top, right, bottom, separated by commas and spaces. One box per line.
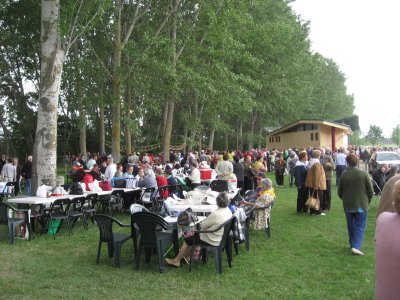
320, 212, 326, 216
351, 248, 364, 256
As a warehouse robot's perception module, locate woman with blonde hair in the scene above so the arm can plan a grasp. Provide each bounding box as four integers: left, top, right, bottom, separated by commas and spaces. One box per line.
375, 181, 400, 299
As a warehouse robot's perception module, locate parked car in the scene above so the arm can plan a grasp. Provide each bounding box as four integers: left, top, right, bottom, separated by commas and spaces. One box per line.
368, 151, 400, 174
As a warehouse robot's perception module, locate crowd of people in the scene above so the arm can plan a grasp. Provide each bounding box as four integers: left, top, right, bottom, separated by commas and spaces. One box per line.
2, 145, 400, 295
62, 146, 400, 296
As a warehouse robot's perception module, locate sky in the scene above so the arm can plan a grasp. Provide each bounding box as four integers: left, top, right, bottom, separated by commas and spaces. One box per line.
290, 0, 400, 138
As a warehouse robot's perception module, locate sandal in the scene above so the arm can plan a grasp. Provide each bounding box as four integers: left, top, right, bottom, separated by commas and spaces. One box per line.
182, 256, 191, 265
165, 258, 180, 268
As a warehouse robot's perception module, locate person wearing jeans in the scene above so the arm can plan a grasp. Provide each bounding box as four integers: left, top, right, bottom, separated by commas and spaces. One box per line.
345, 211, 368, 251
21, 155, 32, 196
338, 153, 373, 255
335, 147, 347, 186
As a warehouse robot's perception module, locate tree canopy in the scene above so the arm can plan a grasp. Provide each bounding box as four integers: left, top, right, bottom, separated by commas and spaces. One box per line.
0, 0, 355, 162
365, 125, 384, 146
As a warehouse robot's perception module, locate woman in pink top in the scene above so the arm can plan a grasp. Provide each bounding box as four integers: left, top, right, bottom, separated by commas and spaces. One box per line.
375, 180, 400, 300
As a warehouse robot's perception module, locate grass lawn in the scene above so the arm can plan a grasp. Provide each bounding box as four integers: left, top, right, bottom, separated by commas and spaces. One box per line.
0, 173, 377, 299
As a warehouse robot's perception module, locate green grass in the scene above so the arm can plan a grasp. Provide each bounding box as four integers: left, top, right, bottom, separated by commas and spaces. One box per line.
0, 173, 377, 299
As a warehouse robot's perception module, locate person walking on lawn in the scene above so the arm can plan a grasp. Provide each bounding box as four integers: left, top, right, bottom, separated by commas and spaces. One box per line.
338, 153, 373, 256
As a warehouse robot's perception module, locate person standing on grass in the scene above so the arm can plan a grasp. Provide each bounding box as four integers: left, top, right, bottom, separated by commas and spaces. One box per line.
13, 158, 21, 196
1, 158, 16, 183
322, 149, 335, 212
274, 153, 286, 187
376, 174, 400, 218
305, 149, 326, 216
294, 151, 309, 213
375, 180, 400, 299
232, 155, 244, 194
335, 147, 347, 186
21, 155, 33, 196
287, 151, 298, 188
338, 153, 373, 256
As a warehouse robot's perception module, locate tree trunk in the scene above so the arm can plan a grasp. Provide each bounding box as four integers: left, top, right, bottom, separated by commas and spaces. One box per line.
75, 42, 86, 156
224, 131, 229, 150
258, 126, 263, 149
78, 111, 87, 155
198, 131, 202, 153
125, 85, 132, 156
183, 123, 188, 154
99, 104, 105, 154
111, 0, 122, 162
208, 128, 215, 151
239, 119, 243, 151
162, 0, 179, 163
236, 130, 239, 151
160, 101, 169, 141
0, 109, 11, 155
249, 112, 258, 149
33, 0, 64, 191
155, 123, 161, 143
163, 98, 175, 162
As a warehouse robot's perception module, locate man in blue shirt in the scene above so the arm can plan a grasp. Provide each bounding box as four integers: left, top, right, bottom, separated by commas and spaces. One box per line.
335, 147, 347, 186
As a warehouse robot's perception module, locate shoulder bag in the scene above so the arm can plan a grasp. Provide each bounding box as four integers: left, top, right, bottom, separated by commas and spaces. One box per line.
305, 190, 320, 210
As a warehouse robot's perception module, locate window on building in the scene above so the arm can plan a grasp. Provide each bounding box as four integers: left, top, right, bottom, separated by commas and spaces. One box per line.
278, 136, 281, 142
311, 133, 314, 141
315, 133, 319, 141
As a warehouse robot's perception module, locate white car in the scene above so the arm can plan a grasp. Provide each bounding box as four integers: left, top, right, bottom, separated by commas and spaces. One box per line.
368, 151, 400, 173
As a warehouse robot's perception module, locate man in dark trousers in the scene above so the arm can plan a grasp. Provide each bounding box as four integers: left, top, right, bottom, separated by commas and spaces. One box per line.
21, 155, 33, 196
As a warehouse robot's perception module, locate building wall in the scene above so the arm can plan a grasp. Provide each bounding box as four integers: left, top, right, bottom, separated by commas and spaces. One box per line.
320, 125, 332, 148
266, 124, 349, 150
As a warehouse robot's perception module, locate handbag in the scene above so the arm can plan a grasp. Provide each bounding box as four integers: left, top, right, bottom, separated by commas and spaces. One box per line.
69, 182, 84, 195
99, 180, 112, 191
88, 180, 102, 192
305, 190, 320, 210
248, 166, 257, 177
113, 179, 126, 188
177, 207, 198, 226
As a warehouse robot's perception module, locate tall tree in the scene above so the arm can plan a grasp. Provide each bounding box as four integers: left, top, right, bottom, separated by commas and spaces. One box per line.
32, 0, 104, 191
391, 125, 400, 147
365, 125, 383, 146
33, 0, 66, 189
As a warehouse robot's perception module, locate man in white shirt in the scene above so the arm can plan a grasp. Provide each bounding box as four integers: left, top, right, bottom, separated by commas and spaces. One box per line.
335, 147, 347, 186
185, 162, 201, 190
104, 156, 117, 181
1, 158, 16, 182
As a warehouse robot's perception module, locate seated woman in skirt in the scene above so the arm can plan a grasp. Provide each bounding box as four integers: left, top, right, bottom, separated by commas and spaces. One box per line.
165, 192, 232, 267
